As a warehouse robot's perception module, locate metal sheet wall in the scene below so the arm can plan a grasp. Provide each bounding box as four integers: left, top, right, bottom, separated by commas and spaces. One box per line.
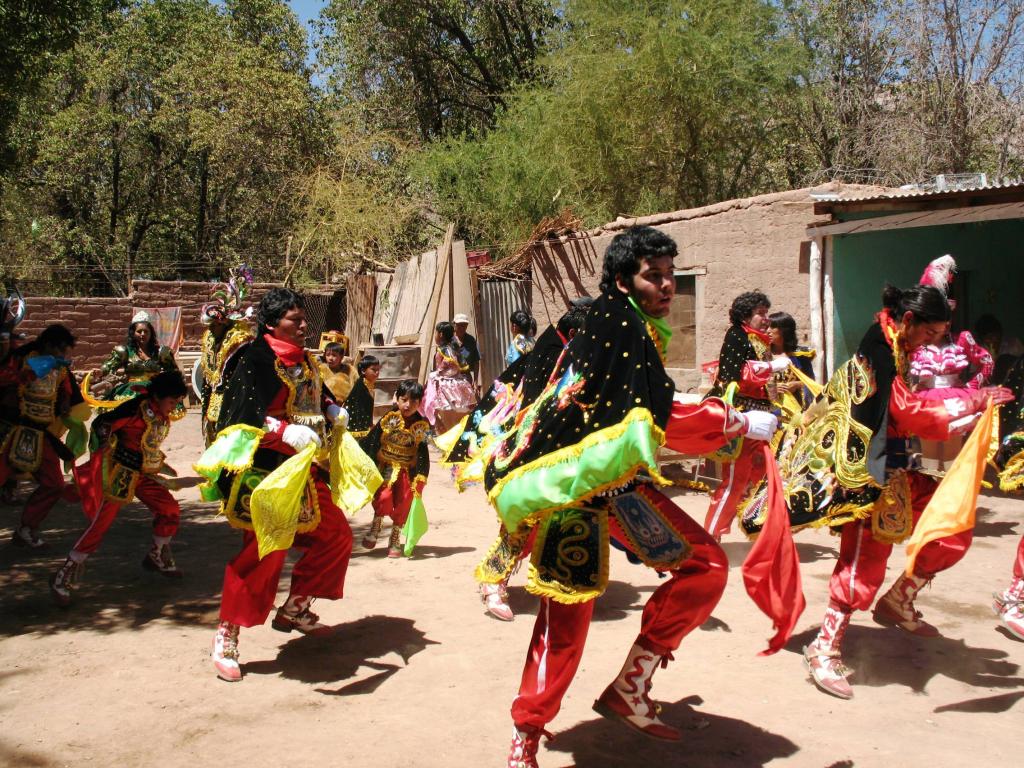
477, 278, 532, 387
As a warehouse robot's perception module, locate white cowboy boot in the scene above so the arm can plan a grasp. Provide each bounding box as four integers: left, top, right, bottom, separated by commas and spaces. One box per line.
593, 642, 681, 741
804, 604, 854, 699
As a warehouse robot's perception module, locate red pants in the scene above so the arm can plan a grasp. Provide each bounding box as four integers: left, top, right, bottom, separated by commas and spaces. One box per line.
0, 439, 66, 529
828, 472, 971, 612
72, 474, 179, 555
705, 438, 765, 539
371, 470, 413, 526
511, 495, 728, 729
1013, 534, 1024, 580
219, 478, 353, 627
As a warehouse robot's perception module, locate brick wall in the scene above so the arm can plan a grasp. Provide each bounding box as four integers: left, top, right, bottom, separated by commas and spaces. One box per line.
19, 280, 283, 373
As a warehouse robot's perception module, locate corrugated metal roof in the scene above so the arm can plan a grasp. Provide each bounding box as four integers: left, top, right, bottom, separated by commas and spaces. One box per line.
812, 176, 1024, 208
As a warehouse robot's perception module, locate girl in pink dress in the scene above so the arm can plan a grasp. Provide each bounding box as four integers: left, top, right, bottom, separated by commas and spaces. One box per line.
422, 321, 477, 432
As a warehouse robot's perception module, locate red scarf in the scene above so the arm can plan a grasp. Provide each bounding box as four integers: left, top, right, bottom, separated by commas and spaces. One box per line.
264, 333, 306, 366
743, 324, 771, 345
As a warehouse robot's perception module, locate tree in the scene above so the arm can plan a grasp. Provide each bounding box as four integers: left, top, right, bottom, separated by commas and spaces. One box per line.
1, 0, 325, 295
316, 0, 560, 141
419, 0, 806, 251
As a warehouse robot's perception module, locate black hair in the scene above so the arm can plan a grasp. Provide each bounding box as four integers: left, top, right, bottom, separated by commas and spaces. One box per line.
509, 310, 533, 336
557, 306, 589, 336
323, 341, 345, 356
973, 313, 1003, 341
598, 225, 678, 293
396, 378, 424, 401
148, 370, 188, 399
357, 354, 379, 375
435, 321, 455, 344
881, 284, 950, 325
38, 324, 77, 351
729, 291, 770, 326
768, 311, 798, 354
257, 288, 305, 336
128, 321, 160, 357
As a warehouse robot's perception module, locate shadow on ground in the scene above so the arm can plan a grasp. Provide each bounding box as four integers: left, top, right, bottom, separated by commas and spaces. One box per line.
242, 614, 438, 695
0, 491, 386, 637
547, 694, 799, 767
785, 624, 1024, 695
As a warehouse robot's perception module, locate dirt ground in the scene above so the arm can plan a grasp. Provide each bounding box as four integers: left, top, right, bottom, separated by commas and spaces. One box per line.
1, 409, 1022, 768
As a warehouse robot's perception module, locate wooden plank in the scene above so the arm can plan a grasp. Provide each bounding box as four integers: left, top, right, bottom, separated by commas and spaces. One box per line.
807, 202, 1024, 238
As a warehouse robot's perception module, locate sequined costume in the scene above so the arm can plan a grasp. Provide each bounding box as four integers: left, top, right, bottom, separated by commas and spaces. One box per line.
199, 321, 254, 446
909, 330, 993, 399
68, 395, 182, 561
753, 306, 999, 698
99, 343, 178, 401
704, 323, 775, 539
0, 347, 83, 539
196, 334, 353, 628
343, 376, 376, 439
505, 333, 535, 366
359, 409, 430, 554
482, 289, 745, 735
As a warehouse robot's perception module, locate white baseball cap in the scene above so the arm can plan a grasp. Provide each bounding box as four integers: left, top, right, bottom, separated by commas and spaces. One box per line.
453, 313, 470, 324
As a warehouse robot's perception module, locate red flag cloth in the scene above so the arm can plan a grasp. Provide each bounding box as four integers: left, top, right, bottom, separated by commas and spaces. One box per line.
741, 444, 806, 655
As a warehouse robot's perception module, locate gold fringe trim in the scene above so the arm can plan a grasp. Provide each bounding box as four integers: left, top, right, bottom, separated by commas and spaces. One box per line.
486, 407, 668, 529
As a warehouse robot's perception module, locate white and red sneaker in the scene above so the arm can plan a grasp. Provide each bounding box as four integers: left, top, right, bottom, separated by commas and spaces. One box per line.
212, 622, 241, 682
481, 582, 514, 621
994, 577, 1024, 641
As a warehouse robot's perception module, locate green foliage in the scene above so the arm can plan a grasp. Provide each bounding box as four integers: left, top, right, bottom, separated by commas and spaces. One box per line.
316, 0, 560, 140
2, 0, 324, 295
419, 0, 807, 250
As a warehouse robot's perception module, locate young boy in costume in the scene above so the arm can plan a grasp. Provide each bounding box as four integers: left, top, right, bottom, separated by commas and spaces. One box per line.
0, 324, 83, 548
343, 354, 380, 439
319, 341, 357, 403
199, 288, 352, 682
360, 379, 430, 557
50, 370, 189, 605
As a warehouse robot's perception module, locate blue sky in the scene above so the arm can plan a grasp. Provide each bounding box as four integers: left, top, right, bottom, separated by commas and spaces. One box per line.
289, 0, 326, 32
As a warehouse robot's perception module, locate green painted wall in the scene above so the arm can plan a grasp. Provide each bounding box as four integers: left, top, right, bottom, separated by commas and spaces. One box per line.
832, 218, 1024, 365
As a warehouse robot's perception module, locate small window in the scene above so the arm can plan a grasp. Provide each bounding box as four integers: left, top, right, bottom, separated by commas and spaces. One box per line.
666, 274, 696, 368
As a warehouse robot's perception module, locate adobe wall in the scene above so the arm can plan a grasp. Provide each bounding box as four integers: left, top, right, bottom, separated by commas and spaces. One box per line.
529, 187, 838, 389
18, 280, 282, 373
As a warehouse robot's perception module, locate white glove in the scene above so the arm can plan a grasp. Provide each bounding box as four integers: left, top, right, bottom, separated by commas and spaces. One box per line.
769, 356, 791, 373
326, 404, 349, 428
742, 410, 779, 441
264, 416, 283, 433
282, 423, 321, 451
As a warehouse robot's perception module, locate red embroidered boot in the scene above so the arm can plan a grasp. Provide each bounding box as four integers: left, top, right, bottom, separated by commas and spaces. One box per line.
143, 540, 183, 577
593, 642, 681, 741
272, 595, 331, 635
873, 573, 940, 637
387, 525, 403, 558
507, 724, 550, 768
994, 576, 1024, 641
804, 604, 853, 699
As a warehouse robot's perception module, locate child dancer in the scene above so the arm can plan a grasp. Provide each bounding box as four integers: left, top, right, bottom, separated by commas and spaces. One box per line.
319, 341, 357, 402
50, 370, 189, 605
344, 354, 380, 439
360, 379, 430, 557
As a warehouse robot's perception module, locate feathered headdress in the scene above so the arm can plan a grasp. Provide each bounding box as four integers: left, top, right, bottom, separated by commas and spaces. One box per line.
202, 265, 254, 325
919, 255, 957, 297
